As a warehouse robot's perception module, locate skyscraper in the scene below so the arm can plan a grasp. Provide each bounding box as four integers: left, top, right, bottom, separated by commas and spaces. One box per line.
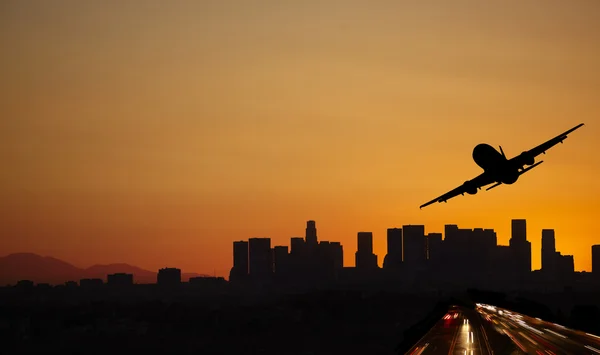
316, 241, 338, 279
330, 241, 344, 270
229, 241, 249, 282
443, 224, 468, 269
273, 246, 289, 275
541, 229, 556, 273
355, 232, 377, 269
384, 228, 403, 269
558, 254, 575, 275
290, 237, 305, 255
249, 238, 273, 281
511, 219, 527, 242
305, 220, 318, 247
288, 236, 306, 277
357, 232, 373, 254
403, 225, 426, 264
426, 232, 443, 261
233, 240, 249, 273
509, 219, 531, 274
593, 245, 600, 276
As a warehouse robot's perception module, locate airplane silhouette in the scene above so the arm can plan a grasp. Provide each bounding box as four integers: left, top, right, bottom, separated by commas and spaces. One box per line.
420, 123, 585, 209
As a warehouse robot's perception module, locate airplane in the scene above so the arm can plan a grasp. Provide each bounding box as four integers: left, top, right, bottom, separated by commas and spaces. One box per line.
420, 123, 585, 209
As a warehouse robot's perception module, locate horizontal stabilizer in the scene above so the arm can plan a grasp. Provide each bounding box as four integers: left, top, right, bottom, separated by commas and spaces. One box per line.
486, 182, 502, 191
519, 160, 544, 175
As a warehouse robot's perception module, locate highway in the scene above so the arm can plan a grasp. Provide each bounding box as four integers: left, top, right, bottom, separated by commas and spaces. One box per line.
476, 303, 600, 355
406, 306, 496, 355
405, 304, 600, 354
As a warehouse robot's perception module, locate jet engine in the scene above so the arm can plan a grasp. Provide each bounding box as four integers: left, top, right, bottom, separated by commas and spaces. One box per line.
463, 181, 478, 195
500, 172, 519, 184
519, 151, 535, 166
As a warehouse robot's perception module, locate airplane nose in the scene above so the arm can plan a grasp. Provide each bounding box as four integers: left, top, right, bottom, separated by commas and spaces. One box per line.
472, 144, 499, 171
472, 144, 489, 161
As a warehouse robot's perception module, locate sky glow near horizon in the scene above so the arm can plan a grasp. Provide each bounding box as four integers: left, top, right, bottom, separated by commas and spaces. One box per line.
1, 1, 599, 276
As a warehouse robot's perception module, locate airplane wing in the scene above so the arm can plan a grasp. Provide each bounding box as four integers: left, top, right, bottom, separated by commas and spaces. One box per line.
419, 172, 496, 209
512, 123, 584, 166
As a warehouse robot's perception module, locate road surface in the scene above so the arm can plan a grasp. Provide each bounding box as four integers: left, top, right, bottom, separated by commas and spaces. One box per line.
476, 303, 600, 355
405, 304, 600, 354
406, 306, 495, 355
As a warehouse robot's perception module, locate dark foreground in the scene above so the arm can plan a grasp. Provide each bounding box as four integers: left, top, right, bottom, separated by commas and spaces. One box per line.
2, 287, 600, 354
1, 288, 438, 355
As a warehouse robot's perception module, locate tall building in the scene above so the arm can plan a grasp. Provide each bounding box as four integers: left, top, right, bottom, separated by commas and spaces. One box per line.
473, 228, 497, 273
306, 220, 318, 247
540, 229, 576, 280
592, 245, 600, 276
249, 238, 273, 281
355, 232, 378, 269
229, 241, 249, 282
426, 233, 443, 261
357, 232, 373, 254
471, 229, 497, 250
290, 237, 305, 255
315, 241, 338, 278
273, 246, 290, 274
552, 250, 576, 278
558, 255, 575, 275
511, 219, 527, 242
441, 226, 496, 284
444, 225, 460, 240
403, 225, 426, 264
443, 224, 467, 270
233, 241, 249, 272
492, 246, 515, 285
384, 228, 403, 269
157, 268, 181, 286
509, 219, 531, 274
288, 237, 306, 278
330, 241, 344, 269
541, 229, 556, 273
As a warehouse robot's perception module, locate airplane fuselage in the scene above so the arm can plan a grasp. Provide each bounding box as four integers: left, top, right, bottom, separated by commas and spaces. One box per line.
472, 144, 521, 184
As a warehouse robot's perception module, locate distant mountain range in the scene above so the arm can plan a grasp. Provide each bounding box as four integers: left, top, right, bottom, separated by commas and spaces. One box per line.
0, 253, 209, 286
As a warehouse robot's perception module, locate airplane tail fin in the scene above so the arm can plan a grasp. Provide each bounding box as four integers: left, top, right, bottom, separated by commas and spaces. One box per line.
499, 146, 506, 159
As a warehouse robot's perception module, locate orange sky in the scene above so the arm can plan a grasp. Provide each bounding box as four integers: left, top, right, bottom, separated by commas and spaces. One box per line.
1, 1, 599, 277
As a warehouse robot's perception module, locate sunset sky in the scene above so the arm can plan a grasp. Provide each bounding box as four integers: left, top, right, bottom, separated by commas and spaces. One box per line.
1, 1, 599, 277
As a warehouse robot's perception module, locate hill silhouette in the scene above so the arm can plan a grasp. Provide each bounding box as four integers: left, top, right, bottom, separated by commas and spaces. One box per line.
84, 263, 157, 283
0, 253, 208, 285
0, 253, 82, 285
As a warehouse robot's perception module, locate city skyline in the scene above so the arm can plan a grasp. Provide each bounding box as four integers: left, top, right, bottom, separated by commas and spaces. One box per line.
231, 219, 599, 277
225, 219, 600, 294
1, 1, 599, 277
4, 218, 598, 287
1, 217, 597, 278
